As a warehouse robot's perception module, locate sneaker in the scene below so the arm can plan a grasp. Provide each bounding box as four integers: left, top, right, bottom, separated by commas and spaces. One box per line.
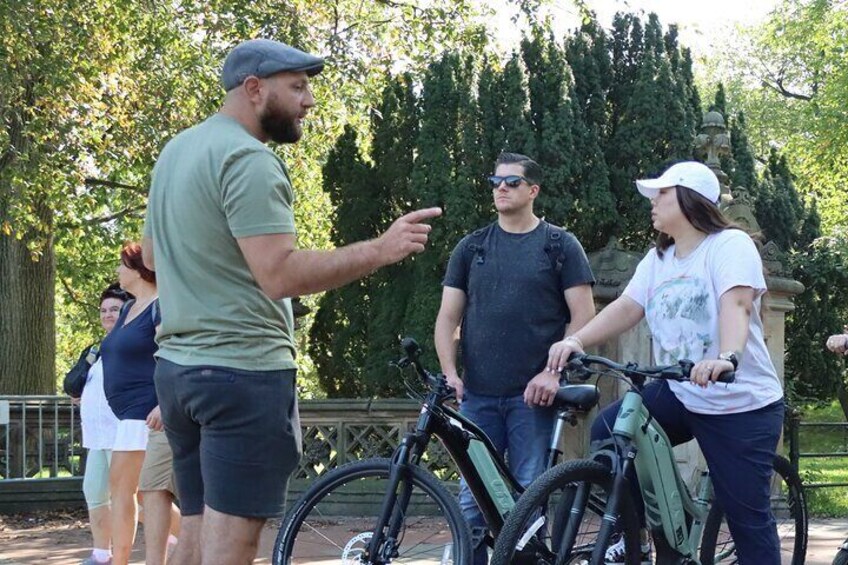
604, 535, 651, 564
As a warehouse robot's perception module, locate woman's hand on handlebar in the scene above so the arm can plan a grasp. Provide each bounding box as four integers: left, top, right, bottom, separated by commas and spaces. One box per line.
547, 337, 584, 374
445, 372, 464, 403
690, 359, 735, 387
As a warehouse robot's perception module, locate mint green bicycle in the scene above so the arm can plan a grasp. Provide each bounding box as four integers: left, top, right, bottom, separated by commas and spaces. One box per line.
490, 353, 807, 564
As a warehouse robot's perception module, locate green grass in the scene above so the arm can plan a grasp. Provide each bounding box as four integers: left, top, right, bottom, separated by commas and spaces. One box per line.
794, 400, 848, 517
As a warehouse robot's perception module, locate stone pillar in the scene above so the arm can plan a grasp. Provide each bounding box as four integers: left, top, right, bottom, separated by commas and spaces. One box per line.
560, 238, 645, 461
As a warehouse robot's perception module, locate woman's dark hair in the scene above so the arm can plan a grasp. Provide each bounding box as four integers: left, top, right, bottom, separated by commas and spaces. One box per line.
100, 282, 132, 304
655, 186, 741, 258
121, 242, 156, 284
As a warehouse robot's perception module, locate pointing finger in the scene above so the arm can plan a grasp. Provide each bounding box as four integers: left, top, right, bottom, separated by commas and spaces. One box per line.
402, 207, 443, 223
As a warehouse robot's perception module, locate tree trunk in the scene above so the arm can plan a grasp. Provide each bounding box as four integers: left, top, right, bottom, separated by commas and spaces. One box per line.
0, 228, 56, 395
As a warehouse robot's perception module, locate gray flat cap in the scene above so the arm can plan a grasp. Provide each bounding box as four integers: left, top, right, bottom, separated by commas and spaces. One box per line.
222, 39, 324, 91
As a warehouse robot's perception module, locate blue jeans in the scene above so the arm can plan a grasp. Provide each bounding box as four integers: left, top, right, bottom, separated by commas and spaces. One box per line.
459, 390, 555, 565
590, 381, 784, 565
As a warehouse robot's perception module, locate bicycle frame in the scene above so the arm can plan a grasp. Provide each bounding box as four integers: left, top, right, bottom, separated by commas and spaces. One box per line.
598, 389, 715, 561
366, 383, 525, 561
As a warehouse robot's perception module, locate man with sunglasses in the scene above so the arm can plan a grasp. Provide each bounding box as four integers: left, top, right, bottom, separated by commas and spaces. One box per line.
434, 152, 596, 564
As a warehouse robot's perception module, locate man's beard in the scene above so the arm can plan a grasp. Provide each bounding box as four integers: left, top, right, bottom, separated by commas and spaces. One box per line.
259, 97, 302, 143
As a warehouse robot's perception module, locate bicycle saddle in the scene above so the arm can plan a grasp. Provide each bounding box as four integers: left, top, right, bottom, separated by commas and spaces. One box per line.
552, 384, 599, 412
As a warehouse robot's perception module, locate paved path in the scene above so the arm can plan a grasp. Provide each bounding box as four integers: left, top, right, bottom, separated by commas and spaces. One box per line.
1, 516, 846, 563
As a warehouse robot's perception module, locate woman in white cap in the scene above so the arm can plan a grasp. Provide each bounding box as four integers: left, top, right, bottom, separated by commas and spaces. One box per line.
547, 161, 784, 565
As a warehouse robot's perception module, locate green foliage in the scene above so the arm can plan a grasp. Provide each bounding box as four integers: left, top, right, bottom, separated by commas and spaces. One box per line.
728, 108, 844, 403
699, 0, 848, 235
727, 112, 758, 192
605, 13, 701, 250
1, 0, 488, 393
786, 233, 848, 400
311, 12, 706, 396
754, 150, 806, 251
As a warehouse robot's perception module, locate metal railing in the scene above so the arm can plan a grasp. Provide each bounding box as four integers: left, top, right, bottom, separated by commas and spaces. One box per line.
0, 396, 83, 480
786, 405, 848, 489
0, 395, 454, 483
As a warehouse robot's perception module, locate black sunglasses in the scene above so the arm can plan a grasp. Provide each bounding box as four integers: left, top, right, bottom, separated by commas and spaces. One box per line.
487, 175, 529, 189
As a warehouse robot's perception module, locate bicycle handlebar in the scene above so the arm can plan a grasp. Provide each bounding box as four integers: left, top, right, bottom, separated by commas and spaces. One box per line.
566, 353, 735, 384
396, 337, 453, 394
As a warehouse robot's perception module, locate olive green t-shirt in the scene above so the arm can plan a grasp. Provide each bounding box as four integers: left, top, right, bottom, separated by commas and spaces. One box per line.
144, 113, 297, 371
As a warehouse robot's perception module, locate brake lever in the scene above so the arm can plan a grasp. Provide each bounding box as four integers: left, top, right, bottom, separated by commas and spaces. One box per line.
389, 357, 411, 370
564, 358, 592, 382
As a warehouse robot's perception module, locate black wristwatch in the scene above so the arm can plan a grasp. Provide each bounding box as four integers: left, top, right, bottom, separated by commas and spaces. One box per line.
718, 351, 739, 370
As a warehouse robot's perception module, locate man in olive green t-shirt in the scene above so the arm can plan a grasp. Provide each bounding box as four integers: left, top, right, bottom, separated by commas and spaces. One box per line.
142, 39, 441, 565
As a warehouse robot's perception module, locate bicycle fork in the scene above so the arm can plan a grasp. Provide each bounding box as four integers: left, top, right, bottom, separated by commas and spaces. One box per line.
366, 439, 419, 563
590, 447, 639, 565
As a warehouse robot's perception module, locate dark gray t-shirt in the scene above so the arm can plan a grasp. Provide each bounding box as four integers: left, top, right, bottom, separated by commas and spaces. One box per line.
443, 221, 594, 396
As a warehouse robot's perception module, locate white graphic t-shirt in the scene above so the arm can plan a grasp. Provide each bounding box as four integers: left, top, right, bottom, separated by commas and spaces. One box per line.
624, 229, 783, 414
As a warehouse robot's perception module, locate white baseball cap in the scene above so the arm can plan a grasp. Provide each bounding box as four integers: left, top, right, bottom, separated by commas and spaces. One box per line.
635, 161, 720, 205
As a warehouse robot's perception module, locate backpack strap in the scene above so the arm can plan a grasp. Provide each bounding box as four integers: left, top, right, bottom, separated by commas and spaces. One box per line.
151, 298, 160, 326
466, 222, 496, 266
542, 221, 566, 275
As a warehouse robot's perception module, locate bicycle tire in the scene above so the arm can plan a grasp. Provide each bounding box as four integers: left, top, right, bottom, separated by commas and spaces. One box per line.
832, 548, 848, 565
272, 458, 471, 564
699, 454, 808, 565
490, 459, 642, 565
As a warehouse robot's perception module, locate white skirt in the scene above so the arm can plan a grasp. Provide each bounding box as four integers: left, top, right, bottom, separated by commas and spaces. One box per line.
112, 419, 150, 451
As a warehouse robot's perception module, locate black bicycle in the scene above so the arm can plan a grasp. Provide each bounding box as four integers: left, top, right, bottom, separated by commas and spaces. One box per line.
272, 337, 601, 564
490, 353, 808, 565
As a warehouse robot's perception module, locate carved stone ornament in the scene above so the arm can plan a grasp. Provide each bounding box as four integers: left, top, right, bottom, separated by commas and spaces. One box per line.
760, 240, 791, 278
588, 238, 642, 298
720, 200, 762, 237
693, 110, 731, 192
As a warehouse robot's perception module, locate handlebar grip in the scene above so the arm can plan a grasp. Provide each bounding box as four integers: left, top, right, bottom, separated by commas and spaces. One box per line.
401, 337, 421, 359
716, 370, 735, 384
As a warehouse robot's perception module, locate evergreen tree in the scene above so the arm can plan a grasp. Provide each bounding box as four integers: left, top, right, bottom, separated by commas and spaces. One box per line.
309, 126, 376, 397
498, 53, 536, 156
728, 111, 758, 192
565, 18, 612, 136
786, 236, 848, 400
402, 52, 481, 372
608, 13, 644, 138
754, 150, 805, 251
521, 30, 578, 225
711, 83, 727, 114
362, 75, 423, 392
607, 13, 694, 248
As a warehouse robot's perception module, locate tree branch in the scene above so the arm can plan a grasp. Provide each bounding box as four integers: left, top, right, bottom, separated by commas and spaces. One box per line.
84, 178, 146, 194
56, 204, 147, 230
761, 77, 813, 101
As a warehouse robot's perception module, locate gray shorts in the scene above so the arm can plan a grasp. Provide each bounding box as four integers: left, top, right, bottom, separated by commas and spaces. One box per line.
154, 359, 301, 518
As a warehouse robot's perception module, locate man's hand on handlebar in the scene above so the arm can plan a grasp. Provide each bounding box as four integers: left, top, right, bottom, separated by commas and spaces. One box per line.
445, 372, 464, 403
690, 358, 735, 388
524, 370, 560, 407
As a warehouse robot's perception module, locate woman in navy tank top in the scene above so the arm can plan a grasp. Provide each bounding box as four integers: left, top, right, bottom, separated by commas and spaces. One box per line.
100, 243, 175, 564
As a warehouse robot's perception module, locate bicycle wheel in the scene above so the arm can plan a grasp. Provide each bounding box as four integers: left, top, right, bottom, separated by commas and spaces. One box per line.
700, 454, 808, 565
490, 459, 642, 565
272, 458, 471, 564
833, 547, 848, 565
